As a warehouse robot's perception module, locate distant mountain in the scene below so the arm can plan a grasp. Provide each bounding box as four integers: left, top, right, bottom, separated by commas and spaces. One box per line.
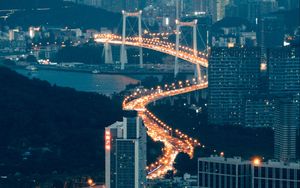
0, 0, 63, 9
1, 1, 121, 30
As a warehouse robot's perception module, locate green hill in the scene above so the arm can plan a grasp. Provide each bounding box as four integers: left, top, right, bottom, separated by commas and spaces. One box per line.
0, 66, 122, 176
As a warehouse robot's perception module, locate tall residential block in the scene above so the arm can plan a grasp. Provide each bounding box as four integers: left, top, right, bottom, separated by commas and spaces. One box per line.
105, 111, 147, 188
274, 98, 298, 162
208, 47, 261, 126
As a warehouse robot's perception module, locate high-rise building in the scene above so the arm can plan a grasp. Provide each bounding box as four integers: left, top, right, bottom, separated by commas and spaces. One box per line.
244, 95, 276, 128
258, 17, 285, 50
198, 156, 252, 188
208, 0, 230, 22
247, 0, 278, 23
217, 0, 230, 21
208, 47, 261, 126
268, 47, 300, 128
181, 0, 210, 16
105, 111, 147, 188
274, 97, 298, 162
225, 2, 239, 17
268, 47, 300, 97
198, 156, 300, 188
192, 0, 209, 14
224, 0, 278, 23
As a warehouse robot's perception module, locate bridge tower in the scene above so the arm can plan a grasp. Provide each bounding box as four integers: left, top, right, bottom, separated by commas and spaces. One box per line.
121, 10, 143, 70
175, 20, 201, 82
103, 42, 113, 64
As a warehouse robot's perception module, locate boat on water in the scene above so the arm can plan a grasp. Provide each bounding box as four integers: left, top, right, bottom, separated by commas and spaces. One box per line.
92, 69, 100, 74
25, 65, 38, 71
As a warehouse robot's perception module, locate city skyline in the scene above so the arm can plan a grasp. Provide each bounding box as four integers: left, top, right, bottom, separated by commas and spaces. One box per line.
0, 0, 299, 187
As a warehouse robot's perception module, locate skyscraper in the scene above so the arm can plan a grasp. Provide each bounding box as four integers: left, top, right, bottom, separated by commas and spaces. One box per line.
208, 47, 261, 126
247, 0, 278, 23
244, 95, 276, 128
274, 97, 298, 162
268, 47, 300, 97
268, 47, 300, 129
258, 17, 284, 50
192, 0, 209, 14
105, 111, 147, 188
209, 0, 230, 22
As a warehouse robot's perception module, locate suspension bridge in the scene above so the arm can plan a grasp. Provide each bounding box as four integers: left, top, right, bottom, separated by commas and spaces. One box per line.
98, 10, 211, 179
94, 10, 209, 81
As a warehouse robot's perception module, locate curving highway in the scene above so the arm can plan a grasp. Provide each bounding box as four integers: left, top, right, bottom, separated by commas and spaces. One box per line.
95, 33, 209, 179
123, 80, 208, 179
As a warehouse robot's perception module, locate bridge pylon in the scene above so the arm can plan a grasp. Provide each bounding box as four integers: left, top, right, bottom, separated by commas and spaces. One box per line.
103, 42, 113, 64
175, 20, 201, 82
121, 10, 143, 70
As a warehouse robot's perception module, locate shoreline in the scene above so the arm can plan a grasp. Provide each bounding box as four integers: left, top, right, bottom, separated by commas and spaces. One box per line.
4, 63, 194, 76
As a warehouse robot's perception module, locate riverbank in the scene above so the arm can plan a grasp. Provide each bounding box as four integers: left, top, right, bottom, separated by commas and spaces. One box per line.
2, 61, 194, 76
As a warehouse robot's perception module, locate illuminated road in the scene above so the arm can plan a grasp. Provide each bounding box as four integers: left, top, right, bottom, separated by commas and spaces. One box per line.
123, 80, 208, 179
94, 34, 208, 68
96, 33, 209, 178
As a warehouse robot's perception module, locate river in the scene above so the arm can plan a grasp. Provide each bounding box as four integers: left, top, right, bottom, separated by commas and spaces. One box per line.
15, 69, 141, 95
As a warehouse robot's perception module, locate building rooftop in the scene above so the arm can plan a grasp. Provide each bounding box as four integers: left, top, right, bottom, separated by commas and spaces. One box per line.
198, 156, 300, 169
199, 155, 251, 164
106, 121, 123, 129
259, 160, 300, 169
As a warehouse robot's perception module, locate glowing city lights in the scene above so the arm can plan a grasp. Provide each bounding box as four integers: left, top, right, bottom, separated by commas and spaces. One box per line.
94, 34, 208, 68
252, 157, 262, 166
98, 27, 213, 179
122, 78, 209, 179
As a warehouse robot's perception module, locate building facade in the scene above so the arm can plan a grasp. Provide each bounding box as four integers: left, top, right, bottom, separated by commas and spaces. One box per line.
198, 156, 252, 188
268, 47, 300, 97
208, 47, 261, 126
244, 95, 276, 128
268, 46, 300, 129
105, 111, 147, 188
274, 97, 299, 162
252, 160, 300, 188
198, 156, 300, 188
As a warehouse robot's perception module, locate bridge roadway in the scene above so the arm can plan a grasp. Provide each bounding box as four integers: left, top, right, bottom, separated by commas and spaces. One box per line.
97, 33, 209, 178
94, 34, 209, 68
123, 80, 208, 179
